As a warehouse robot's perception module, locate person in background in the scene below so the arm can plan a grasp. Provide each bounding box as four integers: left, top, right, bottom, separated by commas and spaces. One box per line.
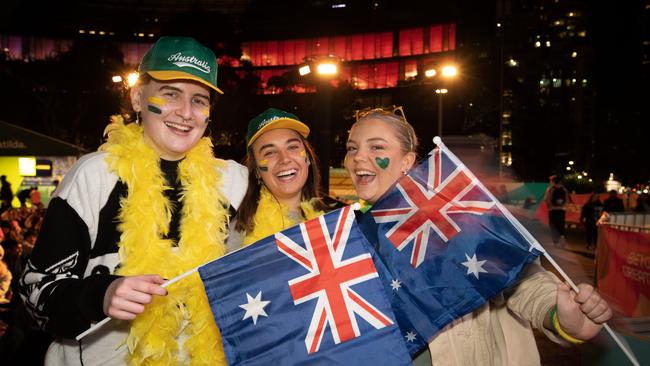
29, 187, 43, 209
603, 189, 625, 213
18, 36, 248, 366
16, 188, 30, 208
0, 176, 13, 213
634, 193, 649, 212
21, 229, 37, 259
345, 110, 612, 365
0, 245, 11, 305
230, 108, 328, 250
1, 239, 23, 303
543, 175, 570, 247
580, 193, 603, 250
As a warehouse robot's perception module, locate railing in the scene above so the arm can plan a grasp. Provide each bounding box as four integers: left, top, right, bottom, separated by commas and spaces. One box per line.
603, 213, 650, 234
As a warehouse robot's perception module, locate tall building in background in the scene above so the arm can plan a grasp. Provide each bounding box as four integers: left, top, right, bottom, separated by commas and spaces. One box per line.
495, 0, 647, 183
496, 0, 594, 179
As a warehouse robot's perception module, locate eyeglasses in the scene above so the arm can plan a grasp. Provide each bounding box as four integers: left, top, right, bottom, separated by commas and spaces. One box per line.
354, 105, 408, 123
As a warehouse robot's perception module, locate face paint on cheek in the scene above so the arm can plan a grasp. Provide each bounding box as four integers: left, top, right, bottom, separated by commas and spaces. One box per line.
257, 159, 269, 172
299, 149, 309, 164
203, 108, 210, 124
375, 157, 390, 170
147, 96, 165, 114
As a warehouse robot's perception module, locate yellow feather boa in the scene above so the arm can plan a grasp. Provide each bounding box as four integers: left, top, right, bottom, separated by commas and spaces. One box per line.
99, 116, 229, 366
243, 186, 324, 246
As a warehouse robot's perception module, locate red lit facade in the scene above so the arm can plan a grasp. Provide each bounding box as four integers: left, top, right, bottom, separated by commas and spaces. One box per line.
1, 22, 455, 93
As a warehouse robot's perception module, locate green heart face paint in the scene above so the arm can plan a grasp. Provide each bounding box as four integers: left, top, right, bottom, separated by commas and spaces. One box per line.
147, 96, 165, 115
375, 157, 390, 170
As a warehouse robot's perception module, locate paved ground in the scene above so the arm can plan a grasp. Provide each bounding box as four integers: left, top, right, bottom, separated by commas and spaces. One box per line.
523, 216, 596, 366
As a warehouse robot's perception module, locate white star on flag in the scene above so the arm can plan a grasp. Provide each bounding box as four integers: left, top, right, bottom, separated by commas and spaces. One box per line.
239, 291, 271, 325
405, 331, 417, 342
461, 253, 488, 279
390, 279, 402, 291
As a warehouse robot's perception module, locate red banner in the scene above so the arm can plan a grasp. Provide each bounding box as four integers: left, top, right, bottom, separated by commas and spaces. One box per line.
596, 226, 650, 317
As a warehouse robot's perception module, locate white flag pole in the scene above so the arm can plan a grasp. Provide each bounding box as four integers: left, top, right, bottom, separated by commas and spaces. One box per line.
433, 136, 639, 366
75, 267, 198, 341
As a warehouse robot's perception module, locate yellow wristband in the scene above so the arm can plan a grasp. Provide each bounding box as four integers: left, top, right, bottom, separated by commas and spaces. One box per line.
551, 305, 585, 344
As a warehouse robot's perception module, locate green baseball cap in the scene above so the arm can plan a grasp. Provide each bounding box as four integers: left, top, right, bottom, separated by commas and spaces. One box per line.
247, 108, 310, 147
138, 36, 223, 94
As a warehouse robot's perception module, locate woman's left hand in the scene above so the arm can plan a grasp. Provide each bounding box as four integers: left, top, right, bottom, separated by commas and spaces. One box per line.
556, 282, 613, 341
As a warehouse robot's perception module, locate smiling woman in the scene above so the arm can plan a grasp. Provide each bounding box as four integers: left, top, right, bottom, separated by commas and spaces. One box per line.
18, 36, 249, 366
230, 108, 329, 248
131, 78, 212, 160
345, 110, 418, 206
344, 109, 613, 366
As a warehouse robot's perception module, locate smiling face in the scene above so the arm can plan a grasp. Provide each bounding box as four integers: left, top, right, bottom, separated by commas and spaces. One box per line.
251, 128, 310, 210
131, 78, 211, 160
345, 118, 416, 204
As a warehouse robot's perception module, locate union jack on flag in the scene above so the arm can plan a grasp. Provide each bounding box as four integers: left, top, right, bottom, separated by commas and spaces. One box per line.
372, 148, 497, 268
358, 141, 543, 353
275, 206, 395, 354
198, 207, 411, 365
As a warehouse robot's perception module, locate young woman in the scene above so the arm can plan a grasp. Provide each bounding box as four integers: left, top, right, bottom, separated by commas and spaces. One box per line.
19, 37, 248, 365
345, 110, 612, 365
230, 108, 328, 248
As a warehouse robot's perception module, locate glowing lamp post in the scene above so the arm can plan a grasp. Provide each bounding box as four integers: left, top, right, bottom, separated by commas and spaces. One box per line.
435, 88, 448, 138
299, 55, 340, 193
425, 64, 458, 136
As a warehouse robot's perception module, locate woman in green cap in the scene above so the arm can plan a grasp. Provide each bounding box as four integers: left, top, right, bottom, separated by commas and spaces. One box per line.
19, 36, 248, 366
229, 108, 328, 249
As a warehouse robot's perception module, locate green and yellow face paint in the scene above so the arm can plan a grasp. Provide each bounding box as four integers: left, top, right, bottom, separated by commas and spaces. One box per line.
202, 107, 210, 124
147, 96, 166, 114
257, 159, 269, 172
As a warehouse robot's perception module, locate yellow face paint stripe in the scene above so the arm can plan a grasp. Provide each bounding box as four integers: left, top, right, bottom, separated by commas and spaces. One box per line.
146, 96, 165, 114
147, 96, 166, 106
299, 150, 306, 157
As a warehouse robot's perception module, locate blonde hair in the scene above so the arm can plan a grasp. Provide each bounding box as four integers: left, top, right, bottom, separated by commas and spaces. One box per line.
353, 110, 418, 154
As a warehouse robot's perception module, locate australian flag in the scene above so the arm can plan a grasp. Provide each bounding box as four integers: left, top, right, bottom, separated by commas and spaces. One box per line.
198, 206, 412, 365
358, 141, 544, 355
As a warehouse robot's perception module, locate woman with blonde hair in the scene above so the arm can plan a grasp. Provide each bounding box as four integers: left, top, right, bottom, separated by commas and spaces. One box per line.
345, 110, 612, 365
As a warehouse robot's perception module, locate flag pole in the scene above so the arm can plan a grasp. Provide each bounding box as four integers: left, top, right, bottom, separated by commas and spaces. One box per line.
75, 267, 198, 341
433, 136, 639, 366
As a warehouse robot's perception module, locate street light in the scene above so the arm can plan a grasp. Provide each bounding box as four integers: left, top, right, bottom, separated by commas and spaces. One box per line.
299, 55, 340, 194
426, 63, 458, 136
435, 89, 448, 137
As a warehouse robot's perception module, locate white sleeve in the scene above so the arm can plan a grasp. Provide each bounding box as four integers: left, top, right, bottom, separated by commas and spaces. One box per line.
218, 159, 249, 210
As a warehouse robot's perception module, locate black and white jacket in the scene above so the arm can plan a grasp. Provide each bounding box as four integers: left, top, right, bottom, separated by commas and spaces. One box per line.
19, 151, 248, 341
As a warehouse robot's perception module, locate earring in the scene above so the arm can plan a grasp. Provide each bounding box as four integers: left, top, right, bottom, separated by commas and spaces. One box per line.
135, 112, 141, 125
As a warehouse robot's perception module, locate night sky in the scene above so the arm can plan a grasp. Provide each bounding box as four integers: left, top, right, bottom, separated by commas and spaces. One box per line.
0, 1, 647, 186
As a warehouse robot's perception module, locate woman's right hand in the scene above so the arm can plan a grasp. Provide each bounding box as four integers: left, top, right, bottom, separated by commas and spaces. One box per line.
103, 274, 167, 320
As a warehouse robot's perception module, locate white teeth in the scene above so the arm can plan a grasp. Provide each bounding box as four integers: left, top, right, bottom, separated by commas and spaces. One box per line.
164, 121, 192, 132
277, 169, 297, 177
355, 170, 376, 176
